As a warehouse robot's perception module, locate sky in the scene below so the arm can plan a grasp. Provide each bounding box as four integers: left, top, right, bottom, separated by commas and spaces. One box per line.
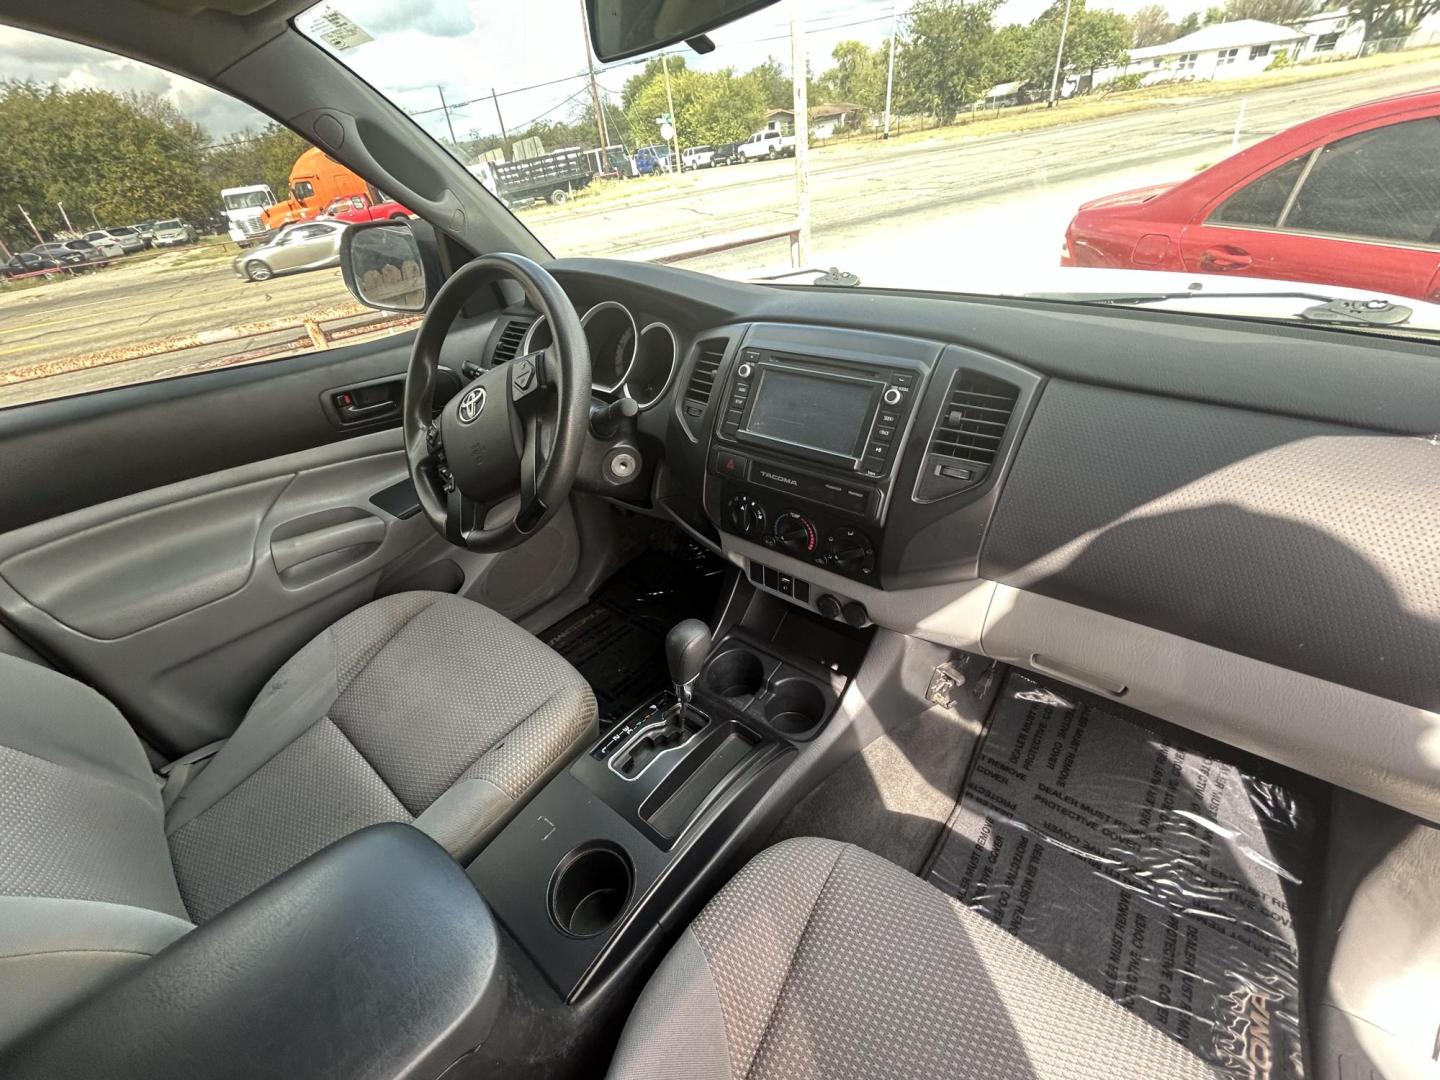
0, 0, 1214, 146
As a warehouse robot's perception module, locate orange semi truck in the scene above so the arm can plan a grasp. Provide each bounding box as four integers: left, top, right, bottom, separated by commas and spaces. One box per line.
259, 147, 411, 232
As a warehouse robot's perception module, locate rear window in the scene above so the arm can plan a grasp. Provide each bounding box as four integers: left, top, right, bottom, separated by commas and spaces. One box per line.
156, 219, 182, 229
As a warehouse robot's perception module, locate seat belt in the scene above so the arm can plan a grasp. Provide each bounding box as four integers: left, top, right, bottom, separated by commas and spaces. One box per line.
159, 740, 226, 811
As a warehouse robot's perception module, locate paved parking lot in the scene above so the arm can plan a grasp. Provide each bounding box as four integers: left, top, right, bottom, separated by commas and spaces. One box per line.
2, 59, 1435, 407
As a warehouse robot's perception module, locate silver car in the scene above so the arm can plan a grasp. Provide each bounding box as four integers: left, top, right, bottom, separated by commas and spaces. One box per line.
233, 220, 346, 282
81, 231, 128, 259
151, 218, 195, 247
97, 227, 146, 254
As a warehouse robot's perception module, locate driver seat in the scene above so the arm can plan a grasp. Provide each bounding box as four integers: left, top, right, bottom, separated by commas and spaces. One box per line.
0, 591, 595, 1043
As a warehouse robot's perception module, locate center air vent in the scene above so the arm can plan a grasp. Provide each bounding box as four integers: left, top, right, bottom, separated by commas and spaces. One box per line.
915, 370, 1019, 502
492, 316, 534, 364
678, 340, 724, 438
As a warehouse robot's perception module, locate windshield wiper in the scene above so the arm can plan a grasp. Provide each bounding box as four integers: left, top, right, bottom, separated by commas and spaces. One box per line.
753, 266, 860, 287
1028, 290, 1414, 327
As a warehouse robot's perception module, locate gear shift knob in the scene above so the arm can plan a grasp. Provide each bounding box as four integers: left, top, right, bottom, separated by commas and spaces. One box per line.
666, 619, 711, 706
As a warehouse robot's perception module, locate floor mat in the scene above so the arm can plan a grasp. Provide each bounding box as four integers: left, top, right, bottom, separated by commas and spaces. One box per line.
540, 539, 728, 725
926, 668, 1320, 1079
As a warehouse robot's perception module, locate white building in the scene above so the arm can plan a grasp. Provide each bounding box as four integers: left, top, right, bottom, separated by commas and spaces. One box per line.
1293, 10, 1366, 59
1085, 19, 1310, 90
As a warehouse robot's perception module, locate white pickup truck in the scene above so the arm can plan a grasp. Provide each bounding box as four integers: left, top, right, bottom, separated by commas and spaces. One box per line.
737, 129, 797, 161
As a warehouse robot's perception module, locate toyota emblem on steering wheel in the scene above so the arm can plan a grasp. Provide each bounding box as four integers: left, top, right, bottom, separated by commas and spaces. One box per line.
457, 386, 486, 424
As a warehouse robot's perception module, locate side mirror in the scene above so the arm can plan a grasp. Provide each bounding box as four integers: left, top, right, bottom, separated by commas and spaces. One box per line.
586, 0, 779, 62
339, 218, 441, 313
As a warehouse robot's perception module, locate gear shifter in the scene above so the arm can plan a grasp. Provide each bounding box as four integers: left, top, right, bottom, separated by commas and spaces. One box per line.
665, 618, 711, 709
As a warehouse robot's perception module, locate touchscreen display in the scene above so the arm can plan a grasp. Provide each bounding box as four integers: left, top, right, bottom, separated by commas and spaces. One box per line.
746, 367, 876, 458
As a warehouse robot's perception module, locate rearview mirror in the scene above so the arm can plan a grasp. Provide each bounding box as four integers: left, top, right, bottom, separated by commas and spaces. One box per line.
339, 218, 441, 313
586, 0, 779, 62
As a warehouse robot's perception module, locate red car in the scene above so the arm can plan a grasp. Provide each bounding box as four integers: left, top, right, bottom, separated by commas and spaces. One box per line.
1063, 90, 1440, 301
322, 192, 413, 224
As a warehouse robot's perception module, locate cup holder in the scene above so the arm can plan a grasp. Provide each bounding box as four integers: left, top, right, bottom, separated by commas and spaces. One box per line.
764, 677, 828, 736
706, 648, 764, 698
548, 842, 633, 939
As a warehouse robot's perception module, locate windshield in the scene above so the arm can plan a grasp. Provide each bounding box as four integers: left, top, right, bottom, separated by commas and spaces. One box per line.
298, 0, 1440, 333
156, 219, 183, 229
222, 190, 272, 210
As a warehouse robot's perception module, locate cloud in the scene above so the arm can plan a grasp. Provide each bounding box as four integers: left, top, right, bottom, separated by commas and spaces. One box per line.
0, 26, 268, 138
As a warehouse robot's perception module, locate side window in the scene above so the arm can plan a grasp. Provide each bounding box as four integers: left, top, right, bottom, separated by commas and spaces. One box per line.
1284, 117, 1440, 245
0, 28, 417, 410
1209, 155, 1308, 227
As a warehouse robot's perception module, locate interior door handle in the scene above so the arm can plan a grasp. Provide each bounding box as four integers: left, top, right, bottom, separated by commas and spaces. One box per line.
271, 518, 387, 574
1200, 246, 1252, 271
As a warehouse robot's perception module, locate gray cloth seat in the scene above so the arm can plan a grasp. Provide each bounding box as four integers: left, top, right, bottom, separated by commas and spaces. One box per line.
0, 590, 595, 1047
607, 837, 1219, 1080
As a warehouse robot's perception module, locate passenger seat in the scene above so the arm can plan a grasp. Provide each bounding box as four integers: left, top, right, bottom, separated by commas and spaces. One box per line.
606, 837, 1217, 1079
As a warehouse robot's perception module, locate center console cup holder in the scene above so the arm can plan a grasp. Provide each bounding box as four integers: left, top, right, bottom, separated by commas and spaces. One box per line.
705, 648, 764, 698
764, 677, 828, 735
548, 842, 633, 938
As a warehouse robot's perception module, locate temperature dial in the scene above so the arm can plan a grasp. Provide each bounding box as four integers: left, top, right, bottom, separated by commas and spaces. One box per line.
772, 511, 817, 555
826, 527, 875, 575
725, 494, 765, 539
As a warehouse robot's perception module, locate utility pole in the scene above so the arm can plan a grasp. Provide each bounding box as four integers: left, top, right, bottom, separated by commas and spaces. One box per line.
437, 85, 459, 148
883, 0, 899, 138
1047, 0, 1074, 107
490, 88, 509, 147
18, 205, 43, 245
57, 201, 74, 235
791, 3, 810, 265
660, 52, 678, 170
579, 0, 609, 150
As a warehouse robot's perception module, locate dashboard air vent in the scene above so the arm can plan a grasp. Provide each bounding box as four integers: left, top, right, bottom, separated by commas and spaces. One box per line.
492, 316, 534, 364
915, 370, 1019, 501
682, 342, 723, 414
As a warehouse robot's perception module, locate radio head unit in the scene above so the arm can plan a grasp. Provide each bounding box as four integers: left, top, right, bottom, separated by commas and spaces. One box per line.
718, 348, 917, 478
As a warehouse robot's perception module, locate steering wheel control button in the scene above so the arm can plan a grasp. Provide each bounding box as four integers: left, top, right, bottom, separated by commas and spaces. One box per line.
457, 386, 486, 424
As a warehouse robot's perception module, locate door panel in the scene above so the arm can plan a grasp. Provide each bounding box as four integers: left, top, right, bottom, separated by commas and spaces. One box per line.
0, 432, 431, 754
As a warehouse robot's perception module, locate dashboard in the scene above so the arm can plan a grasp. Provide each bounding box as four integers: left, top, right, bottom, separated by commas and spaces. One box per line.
475, 256, 1440, 828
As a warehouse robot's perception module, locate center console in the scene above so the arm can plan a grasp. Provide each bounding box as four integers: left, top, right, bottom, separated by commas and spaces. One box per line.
467, 589, 868, 1005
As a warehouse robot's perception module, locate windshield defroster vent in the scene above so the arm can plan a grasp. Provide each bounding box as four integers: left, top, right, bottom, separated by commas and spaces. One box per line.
915, 370, 1020, 502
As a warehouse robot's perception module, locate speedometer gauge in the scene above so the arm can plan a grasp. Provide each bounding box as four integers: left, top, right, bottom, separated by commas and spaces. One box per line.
580, 301, 638, 393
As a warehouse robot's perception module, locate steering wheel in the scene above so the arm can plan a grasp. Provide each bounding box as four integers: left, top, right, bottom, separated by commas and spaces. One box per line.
404, 253, 591, 552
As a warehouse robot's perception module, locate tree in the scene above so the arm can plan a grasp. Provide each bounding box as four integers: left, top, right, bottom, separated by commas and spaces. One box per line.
817, 40, 887, 110
620, 55, 688, 115
1021, 1, 1131, 92
744, 56, 793, 109
1347, 0, 1440, 37
624, 67, 766, 149
1202, 5, 1227, 23
1223, 0, 1315, 22
1176, 11, 1202, 32
1131, 3, 1178, 45
897, 0, 1003, 123
0, 80, 215, 240
989, 24, 1035, 83
203, 123, 309, 199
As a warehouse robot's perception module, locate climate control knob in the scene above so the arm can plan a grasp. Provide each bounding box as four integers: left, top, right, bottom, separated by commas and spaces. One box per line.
772, 511, 817, 555
826, 527, 874, 574
725, 495, 765, 539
